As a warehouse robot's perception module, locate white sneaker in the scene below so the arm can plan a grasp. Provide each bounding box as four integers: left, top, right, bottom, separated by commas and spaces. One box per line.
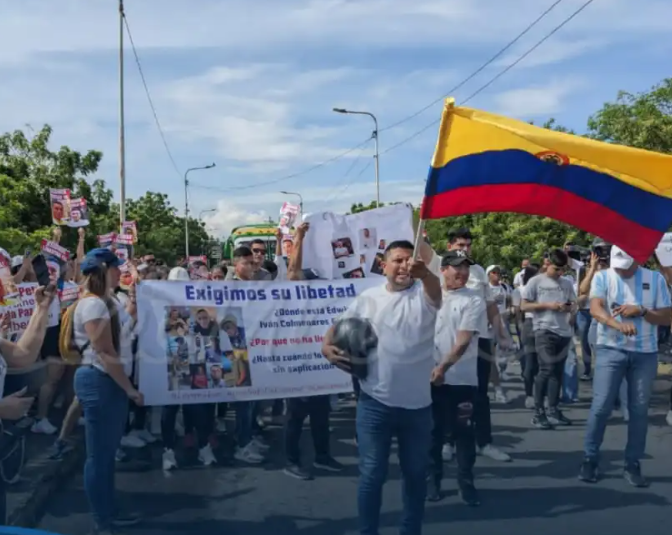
198, 444, 217, 466
250, 437, 270, 453
441, 444, 454, 462
115, 449, 127, 462
162, 448, 178, 471
494, 388, 509, 404
130, 429, 157, 444
478, 444, 511, 462
525, 396, 535, 409
234, 444, 264, 464
31, 418, 58, 435
120, 434, 146, 448
216, 419, 228, 433
666, 410, 672, 427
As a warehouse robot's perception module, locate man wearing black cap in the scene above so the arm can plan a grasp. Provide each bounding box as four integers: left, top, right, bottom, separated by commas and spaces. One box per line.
428, 250, 486, 506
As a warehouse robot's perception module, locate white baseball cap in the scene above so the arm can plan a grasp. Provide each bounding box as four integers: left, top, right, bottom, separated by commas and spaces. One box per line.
485, 264, 501, 276
610, 246, 634, 270
11, 256, 24, 268
168, 267, 190, 281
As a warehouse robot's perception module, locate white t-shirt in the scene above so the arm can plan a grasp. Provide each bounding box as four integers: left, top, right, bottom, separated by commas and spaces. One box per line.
341, 281, 439, 409
435, 288, 485, 386
489, 283, 509, 316
513, 271, 524, 288
429, 251, 493, 339
47, 296, 60, 328
74, 295, 133, 376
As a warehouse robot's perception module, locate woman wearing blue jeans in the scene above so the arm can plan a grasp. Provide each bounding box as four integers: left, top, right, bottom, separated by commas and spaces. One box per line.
73, 248, 144, 534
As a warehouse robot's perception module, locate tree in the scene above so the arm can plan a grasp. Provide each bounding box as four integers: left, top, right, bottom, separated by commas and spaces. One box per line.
0, 124, 209, 263
587, 78, 672, 154
349, 201, 386, 214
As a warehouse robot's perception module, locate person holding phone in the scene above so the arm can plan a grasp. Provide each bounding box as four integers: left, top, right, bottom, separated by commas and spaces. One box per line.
0, 284, 55, 524
72, 248, 144, 532
580, 246, 672, 487
521, 249, 577, 429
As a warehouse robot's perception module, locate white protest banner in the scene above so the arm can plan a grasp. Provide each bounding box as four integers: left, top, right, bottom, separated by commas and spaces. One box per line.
302, 204, 414, 280
656, 233, 672, 267
137, 278, 379, 406
1, 283, 38, 341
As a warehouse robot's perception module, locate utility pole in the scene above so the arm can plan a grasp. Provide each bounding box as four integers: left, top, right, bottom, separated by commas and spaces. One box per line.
118, 0, 126, 224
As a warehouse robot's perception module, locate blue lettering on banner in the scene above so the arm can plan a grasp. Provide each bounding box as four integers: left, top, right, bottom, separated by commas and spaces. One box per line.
184, 283, 358, 305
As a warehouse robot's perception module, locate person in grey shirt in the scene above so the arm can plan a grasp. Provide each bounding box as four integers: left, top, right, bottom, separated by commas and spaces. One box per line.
225, 239, 273, 281
521, 248, 576, 429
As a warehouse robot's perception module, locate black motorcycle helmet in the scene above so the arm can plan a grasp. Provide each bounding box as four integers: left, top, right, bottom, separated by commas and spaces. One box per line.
331, 317, 378, 379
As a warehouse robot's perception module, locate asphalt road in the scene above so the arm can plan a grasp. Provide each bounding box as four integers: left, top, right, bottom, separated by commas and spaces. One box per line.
39, 369, 672, 535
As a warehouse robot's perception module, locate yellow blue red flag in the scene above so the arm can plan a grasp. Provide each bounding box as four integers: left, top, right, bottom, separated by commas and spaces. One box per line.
421, 99, 672, 262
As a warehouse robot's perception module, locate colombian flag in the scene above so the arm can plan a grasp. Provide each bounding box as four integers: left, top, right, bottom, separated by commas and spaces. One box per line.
421, 99, 672, 262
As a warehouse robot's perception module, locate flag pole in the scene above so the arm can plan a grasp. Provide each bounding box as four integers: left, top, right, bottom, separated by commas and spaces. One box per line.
413, 97, 456, 260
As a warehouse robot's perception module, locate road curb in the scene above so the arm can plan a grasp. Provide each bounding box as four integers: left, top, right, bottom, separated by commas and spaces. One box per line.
7, 436, 85, 527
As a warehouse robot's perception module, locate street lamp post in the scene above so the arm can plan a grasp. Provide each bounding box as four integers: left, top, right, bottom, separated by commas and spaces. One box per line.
279, 190, 304, 218
184, 163, 216, 258
198, 209, 216, 261
332, 108, 380, 207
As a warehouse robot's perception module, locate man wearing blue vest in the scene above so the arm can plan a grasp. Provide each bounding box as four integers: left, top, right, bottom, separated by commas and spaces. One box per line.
580, 246, 671, 487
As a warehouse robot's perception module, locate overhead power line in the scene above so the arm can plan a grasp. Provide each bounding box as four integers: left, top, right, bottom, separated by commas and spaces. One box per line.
379, 0, 596, 157
378, 0, 566, 134
123, 12, 182, 177
189, 137, 373, 193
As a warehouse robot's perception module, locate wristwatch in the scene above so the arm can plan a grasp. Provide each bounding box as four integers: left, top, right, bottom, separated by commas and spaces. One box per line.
639, 307, 648, 317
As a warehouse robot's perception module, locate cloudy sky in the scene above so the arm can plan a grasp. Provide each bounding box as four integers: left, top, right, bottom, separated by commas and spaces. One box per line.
1, 0, 670, 237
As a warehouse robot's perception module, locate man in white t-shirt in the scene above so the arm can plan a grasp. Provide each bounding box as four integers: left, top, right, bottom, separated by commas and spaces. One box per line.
428, 250, 485, 506
419, 227, 511, 463
322, 239, 441, 535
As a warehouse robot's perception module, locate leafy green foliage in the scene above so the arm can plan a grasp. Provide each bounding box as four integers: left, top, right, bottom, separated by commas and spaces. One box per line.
0, 125, 208, 263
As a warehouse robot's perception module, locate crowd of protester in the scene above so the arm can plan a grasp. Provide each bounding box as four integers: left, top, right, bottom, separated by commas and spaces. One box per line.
1, 221, 672, 534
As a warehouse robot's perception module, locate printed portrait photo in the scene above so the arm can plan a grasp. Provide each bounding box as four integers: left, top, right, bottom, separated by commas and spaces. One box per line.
331, 237, 354, 259
217, 309, 252, 387
370, 253, 384, 275
378, 239, 387, 250
343, 267, 365, 279
359, 227, 377, 250
338, 261, 345, 269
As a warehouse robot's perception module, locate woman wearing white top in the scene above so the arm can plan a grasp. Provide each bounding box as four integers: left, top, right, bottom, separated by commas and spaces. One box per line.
72, 248, 143, 534
0, 285, 54, 524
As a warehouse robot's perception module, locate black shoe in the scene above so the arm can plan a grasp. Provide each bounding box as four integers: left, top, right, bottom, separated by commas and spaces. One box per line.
578, 458, 599, 483
547, 408, 572, 426
111, 512, 141, 528
313, 456, 344, 472
459, 482, 480, 506
283, 463, 312, 480
48, 439, 73, 461
532, 409, 553, 430
426, 478, 441, 502
624, 462, 649, 488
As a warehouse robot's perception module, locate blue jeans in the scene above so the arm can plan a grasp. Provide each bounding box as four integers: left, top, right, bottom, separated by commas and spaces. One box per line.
356, 392, 432, 535
75, 366, 129, 529
584, 347, 658, 464
235, 401, 253, 448
576, 310, 593, 375
562, 344, 579, 403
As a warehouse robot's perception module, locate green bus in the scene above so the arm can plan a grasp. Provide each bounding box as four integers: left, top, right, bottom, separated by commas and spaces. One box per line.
223, 224, 293, 261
